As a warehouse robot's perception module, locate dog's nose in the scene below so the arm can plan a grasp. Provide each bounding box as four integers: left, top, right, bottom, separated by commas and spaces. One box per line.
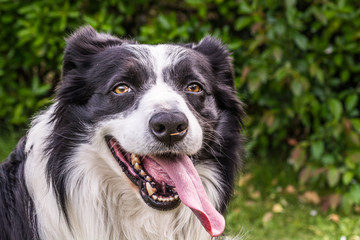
149, 112, 189, 145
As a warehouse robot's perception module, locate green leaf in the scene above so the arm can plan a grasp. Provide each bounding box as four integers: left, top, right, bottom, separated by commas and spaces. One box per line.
291, 80, 302, 96
158, 14, 171, 29
311, 141, 324, 160
238, 2, 252, 14
248, 77, 261, 93
285, 0, 296, 8
351, 119, 360, 133
234, 17, 252, 31
342, 171, 354, 185
345, 94, 358, 112
328, 98, 343, 121
341, 70, 350, 82
334, 54, 343, 66
349, 184, 360, 204
83, 15, 98, 27
311, 7, 327, 25
272, 47, 283, 62
321, 154, 335, 165
294, 33, 308, 50
327, 168, 340, 188
274, 21, 286, 36
345, 156, 357, 169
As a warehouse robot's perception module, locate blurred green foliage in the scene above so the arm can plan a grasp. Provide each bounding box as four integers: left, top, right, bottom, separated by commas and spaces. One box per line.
0, 0, 359, 211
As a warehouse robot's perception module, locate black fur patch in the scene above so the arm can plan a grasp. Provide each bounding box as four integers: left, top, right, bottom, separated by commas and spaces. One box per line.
0, 137, 39, 240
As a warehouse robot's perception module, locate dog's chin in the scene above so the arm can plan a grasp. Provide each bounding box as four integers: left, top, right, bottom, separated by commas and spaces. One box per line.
105, 135, 181, 211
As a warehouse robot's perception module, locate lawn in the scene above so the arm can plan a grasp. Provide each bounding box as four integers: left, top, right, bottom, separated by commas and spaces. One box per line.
226, 163, 360, 240
1, 134, 360, 240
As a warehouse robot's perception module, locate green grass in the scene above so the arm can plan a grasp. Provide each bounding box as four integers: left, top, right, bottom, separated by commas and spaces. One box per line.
225, 160, 360, 240
226, 185, 360, 239
1, 133, 360, 239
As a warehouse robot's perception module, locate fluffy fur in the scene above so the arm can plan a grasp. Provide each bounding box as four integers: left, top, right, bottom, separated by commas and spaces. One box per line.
0, 26, 244, 240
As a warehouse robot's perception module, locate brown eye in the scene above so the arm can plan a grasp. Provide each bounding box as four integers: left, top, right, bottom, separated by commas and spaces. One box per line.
185, 83, 202, 93
113, 84, 131, 94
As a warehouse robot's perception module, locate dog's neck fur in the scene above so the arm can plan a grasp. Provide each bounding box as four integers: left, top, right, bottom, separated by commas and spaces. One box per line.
24, 107, 223, 240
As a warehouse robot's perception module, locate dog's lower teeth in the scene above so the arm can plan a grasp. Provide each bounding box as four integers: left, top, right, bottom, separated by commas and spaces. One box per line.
139, 170, 146, 176
152, 195, 175, 202
146, 182, 156, 196
145, 176, 152, 181
174, 195, 179, 200
134, 162, 141, 170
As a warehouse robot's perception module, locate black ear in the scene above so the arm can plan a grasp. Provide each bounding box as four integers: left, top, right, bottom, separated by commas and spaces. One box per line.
191, 36, 234, 88
58, 26, 127, 105
62, 26, 126, 76
191, 37, 242, 114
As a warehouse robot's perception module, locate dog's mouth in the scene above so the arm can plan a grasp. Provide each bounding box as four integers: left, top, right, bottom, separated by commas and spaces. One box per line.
105, 135, 180, 210
105, 135, 225, 237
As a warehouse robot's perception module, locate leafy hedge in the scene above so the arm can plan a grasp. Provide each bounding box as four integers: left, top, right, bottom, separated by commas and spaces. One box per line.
1, 0, 359, 211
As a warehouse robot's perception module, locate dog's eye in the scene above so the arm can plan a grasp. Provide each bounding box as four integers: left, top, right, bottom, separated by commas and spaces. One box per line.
113, 84, 131, 94
185, 83, 202, 93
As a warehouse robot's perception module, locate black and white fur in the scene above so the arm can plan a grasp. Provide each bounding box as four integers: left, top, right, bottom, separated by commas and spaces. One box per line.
0, 26, 244, 240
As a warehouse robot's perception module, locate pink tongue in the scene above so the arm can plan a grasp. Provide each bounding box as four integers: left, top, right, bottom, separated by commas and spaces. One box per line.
150, 155, 225, 237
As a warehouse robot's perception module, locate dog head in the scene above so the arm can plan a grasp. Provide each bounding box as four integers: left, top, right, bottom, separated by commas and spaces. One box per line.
47, 26, 244, 237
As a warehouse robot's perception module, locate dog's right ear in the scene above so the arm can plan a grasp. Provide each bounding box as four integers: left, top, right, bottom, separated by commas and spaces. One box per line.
58, 26, 127, 106
62, 26, 125, 77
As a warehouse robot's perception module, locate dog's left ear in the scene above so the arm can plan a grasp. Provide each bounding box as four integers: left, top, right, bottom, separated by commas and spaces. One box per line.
189, 36, 234, 88
189, 37, 243, 114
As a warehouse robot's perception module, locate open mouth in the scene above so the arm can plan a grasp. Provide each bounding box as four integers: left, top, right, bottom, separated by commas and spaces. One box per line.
105, 135, 226, 237
105, 135, 180, 210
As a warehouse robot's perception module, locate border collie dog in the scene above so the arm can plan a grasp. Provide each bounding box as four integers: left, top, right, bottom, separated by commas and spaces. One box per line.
0, 26, 244, 240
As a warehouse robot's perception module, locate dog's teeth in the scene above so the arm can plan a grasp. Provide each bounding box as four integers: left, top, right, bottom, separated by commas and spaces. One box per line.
174, 194, 179, 200
152, 195, 158, 201
172, 187, 177, 192
134, 162, 141, 170
169, 196, 174, 201
158, 196, 163, 202
131, 154, 141, 165
139, 170, 146, 176
146, 182, 156, 196
145, 176, 152, 182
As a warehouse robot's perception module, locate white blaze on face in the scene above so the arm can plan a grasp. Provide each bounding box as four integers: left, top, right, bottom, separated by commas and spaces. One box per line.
103, 44, 203, 155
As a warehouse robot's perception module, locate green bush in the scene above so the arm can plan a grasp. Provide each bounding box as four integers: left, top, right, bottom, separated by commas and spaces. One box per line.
1, 0, 359, 211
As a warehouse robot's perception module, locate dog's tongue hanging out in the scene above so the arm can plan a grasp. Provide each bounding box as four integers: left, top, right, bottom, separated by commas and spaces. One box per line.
149, 154, 225, 237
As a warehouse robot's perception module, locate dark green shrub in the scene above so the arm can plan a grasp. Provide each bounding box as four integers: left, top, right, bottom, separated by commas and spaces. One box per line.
1, 0, 359, 211
231, 0, 360, 212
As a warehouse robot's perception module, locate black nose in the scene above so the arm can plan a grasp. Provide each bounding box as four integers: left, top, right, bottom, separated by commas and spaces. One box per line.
149, 112, 189, 145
